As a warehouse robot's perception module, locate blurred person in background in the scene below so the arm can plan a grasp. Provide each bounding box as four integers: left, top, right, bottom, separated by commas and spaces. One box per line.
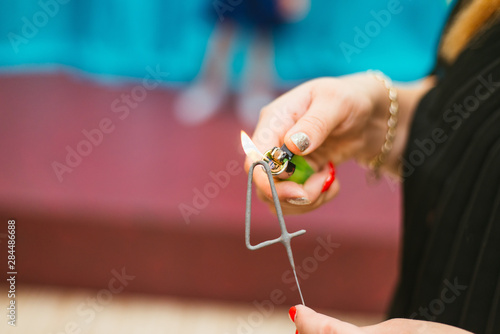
174, 0, 311, 126
245, 0, 500, 333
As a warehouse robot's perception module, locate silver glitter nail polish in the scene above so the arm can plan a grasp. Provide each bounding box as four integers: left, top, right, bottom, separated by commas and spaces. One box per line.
290, 132, 310, 152
286, 197, 311, 205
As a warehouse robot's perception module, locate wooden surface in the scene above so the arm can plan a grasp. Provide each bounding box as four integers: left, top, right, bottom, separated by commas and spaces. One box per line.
1, 285, 383, 334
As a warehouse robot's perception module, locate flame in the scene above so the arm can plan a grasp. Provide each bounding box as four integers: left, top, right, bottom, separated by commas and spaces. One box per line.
240, 130, 265, 162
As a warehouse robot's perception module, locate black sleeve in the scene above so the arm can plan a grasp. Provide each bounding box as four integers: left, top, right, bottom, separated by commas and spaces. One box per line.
389, 15, 500, 334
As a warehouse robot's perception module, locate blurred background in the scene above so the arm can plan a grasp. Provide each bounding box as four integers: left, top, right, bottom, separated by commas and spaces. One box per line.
0, 0, 455, 333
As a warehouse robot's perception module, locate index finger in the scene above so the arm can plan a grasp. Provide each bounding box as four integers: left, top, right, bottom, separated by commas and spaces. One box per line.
251, 80, 314, 151
244, 83, 315, 201
244, 162, 310, 203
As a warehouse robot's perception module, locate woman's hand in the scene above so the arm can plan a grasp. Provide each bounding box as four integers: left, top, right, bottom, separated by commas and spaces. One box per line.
244, 72, 430, 214
290, 305, 473, 334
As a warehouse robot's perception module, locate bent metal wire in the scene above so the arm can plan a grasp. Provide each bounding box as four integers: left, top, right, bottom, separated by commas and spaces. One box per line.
245, 160, 306, 305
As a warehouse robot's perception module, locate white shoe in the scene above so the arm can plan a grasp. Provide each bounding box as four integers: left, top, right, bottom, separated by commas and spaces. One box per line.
174, 24, 235, 126
174, 83, 226, 126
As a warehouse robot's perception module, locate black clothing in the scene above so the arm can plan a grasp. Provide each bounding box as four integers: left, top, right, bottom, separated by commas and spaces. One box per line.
389, 13, 500, 334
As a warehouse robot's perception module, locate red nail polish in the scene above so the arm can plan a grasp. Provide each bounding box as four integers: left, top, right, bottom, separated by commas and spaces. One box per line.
321, 161, 336, 193
289, 306, 297, 322
295, 330, 298, 334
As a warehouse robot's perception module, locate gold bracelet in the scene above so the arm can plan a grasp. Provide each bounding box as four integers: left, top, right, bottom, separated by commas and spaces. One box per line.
367, 70, 399, 178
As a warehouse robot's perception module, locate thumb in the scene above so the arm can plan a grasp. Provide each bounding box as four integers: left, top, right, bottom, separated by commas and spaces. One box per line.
284, 94, 345, 155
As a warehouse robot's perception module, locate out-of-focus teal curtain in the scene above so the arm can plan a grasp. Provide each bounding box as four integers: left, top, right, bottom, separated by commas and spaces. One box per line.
0, 0, 212, 83
0, 0, 455, 85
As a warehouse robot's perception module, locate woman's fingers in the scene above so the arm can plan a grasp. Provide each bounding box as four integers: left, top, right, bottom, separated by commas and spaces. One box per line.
251, 82, 313, 151
250, 166, 310, 202
243, 78, 355, 214
293, 305, 365, 334
243, 84, 314, 201
284, 80, 350, 156
279, 181, 339, 215
251, 163, 340, 215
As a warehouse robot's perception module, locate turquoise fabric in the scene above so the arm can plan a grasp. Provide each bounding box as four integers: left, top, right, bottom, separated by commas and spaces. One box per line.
0, 0, 455, 86
273, 0, 456, 83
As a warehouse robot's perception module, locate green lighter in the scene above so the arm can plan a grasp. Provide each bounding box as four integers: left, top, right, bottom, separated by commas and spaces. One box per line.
263, 144, 314, 184
241, 131, 315, 184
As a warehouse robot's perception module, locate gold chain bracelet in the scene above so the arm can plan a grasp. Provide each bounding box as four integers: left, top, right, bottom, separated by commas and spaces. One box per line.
367, 70, 399, 178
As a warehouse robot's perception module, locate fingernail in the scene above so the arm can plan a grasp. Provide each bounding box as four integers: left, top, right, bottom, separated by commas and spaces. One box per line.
321, 161, 336, 193
286, 197, 311, 205
290, 132, 310, 152
289, 306, 297, 322
295, 330, 298, 334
